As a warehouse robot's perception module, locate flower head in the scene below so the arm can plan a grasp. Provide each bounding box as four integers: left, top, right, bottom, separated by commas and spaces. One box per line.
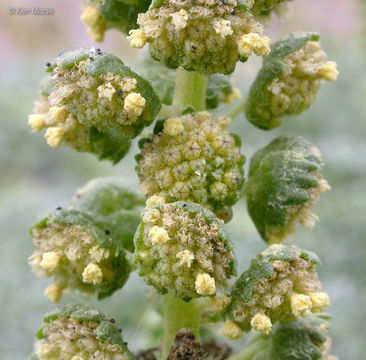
224, 244, 329, 337
28, 49, 161, 161
129, 0, 270, 74
136, 112, 245, 220
246, 136, 330, 243
134, 202, 236, 300
248, 0, 293, 20
245, 32, 339, 130
33, 303, 133, 360
28, 208, 131, 302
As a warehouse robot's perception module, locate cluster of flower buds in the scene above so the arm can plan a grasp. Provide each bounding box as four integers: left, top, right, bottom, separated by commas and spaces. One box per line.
28, 48, 160, 163
136, 111, 245, 221
128, 0, 271, 75
245, 32, 339, 130
134, 201, 236, 300
33, 303, 134, 360
28, 177, 144, 302
245, 136, 330, 243
81, 0, 151, 42
222, 244, 329, 339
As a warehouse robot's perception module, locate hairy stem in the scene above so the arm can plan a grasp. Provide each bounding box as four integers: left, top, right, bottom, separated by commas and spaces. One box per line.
229, 336, 268, 360
172, 67, 208, 113
160, 294, 207, 360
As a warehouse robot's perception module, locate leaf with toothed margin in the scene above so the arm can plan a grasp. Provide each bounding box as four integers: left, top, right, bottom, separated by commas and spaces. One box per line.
245, 135, 324, 242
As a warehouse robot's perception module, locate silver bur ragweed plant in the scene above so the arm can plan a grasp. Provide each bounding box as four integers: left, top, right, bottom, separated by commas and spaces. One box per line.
27, 0, 339, 358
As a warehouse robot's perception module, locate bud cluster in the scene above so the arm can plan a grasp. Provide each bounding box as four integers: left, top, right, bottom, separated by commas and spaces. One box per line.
128, 0, 270, 74
223, 245, 329, 339
28, 49, 160, 161
248, 0, 292, 19
134, 202, 236, 300
245, 32, 339, 130
137, 111, 245, 218
34, 304, 132, 360
29, 208, 130, 302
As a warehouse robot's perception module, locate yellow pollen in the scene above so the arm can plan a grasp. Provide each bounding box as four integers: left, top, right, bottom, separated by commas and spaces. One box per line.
28, 114, 46, 131
211, 296, 231, 312
176, 249, 195, 267
290, 293, 312, 316
170, 10, 189, 30
222, 320, 243, 340
128, 29, 148, 48
237, 33, 271, 58
124, 92, 146, 118
97, 83, 116, 101
80, 5, 100, 26
213, 19, 233, 38
40, 252, 61, 271
148, 226, 170, 245
49, 105, 68, 123
45, 127, 65, 148
318, 61, 339, 82
164, 118, 185, 137
250, 313, 272, 334
310, 292, 330, 311
146, 195, 166, 208
195, 273, 216, 295
45, 282, 63, 303
82, 263, 103, 285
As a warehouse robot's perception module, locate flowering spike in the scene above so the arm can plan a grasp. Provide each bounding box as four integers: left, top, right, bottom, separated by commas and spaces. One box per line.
136, 111, 245, 220
28, 208, 131, 302
245, 32, 339, 130
246, 136, 330, 243
71, 177, 145, 252
33, 303, 135, 360
224, 244, 329, 337
128, 0, 270, 74
134, 202, 236, 300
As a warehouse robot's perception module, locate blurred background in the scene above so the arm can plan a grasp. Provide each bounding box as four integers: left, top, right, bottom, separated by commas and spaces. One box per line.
0, 0, 365, 358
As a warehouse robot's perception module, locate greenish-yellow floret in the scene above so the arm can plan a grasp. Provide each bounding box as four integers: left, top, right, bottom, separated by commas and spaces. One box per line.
128, 0, 270, 74
134, 202, 236, 300
224, 244, 329, 338
136, 111, 245, 220
28, 209, 130, 302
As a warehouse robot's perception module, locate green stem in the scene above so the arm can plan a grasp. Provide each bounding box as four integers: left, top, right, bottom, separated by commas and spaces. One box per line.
228, 336, 268, 360
160, 294, 207, 360
172, 67, 208, 113
225, 98, 246, 120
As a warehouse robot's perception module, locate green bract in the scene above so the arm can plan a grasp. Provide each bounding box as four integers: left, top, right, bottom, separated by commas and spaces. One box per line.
28, 48, 161, 158
28, 208, 131, 302
252, 315, 335, 360
136, 111, 245, 221
138, 56, 240, 109
245, 32, 338, 130
33, 303, 135, 360
134, 201, 236, 300
72, 177, 145, 252
246, 136, 330, 243
81, 0, 151, 42
128, 0, 270, 75
224, 244, 329, 337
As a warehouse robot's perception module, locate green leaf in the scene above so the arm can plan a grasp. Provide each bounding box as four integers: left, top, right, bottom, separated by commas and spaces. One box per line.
246, 136, 324, 242
72, 177, 145, 252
